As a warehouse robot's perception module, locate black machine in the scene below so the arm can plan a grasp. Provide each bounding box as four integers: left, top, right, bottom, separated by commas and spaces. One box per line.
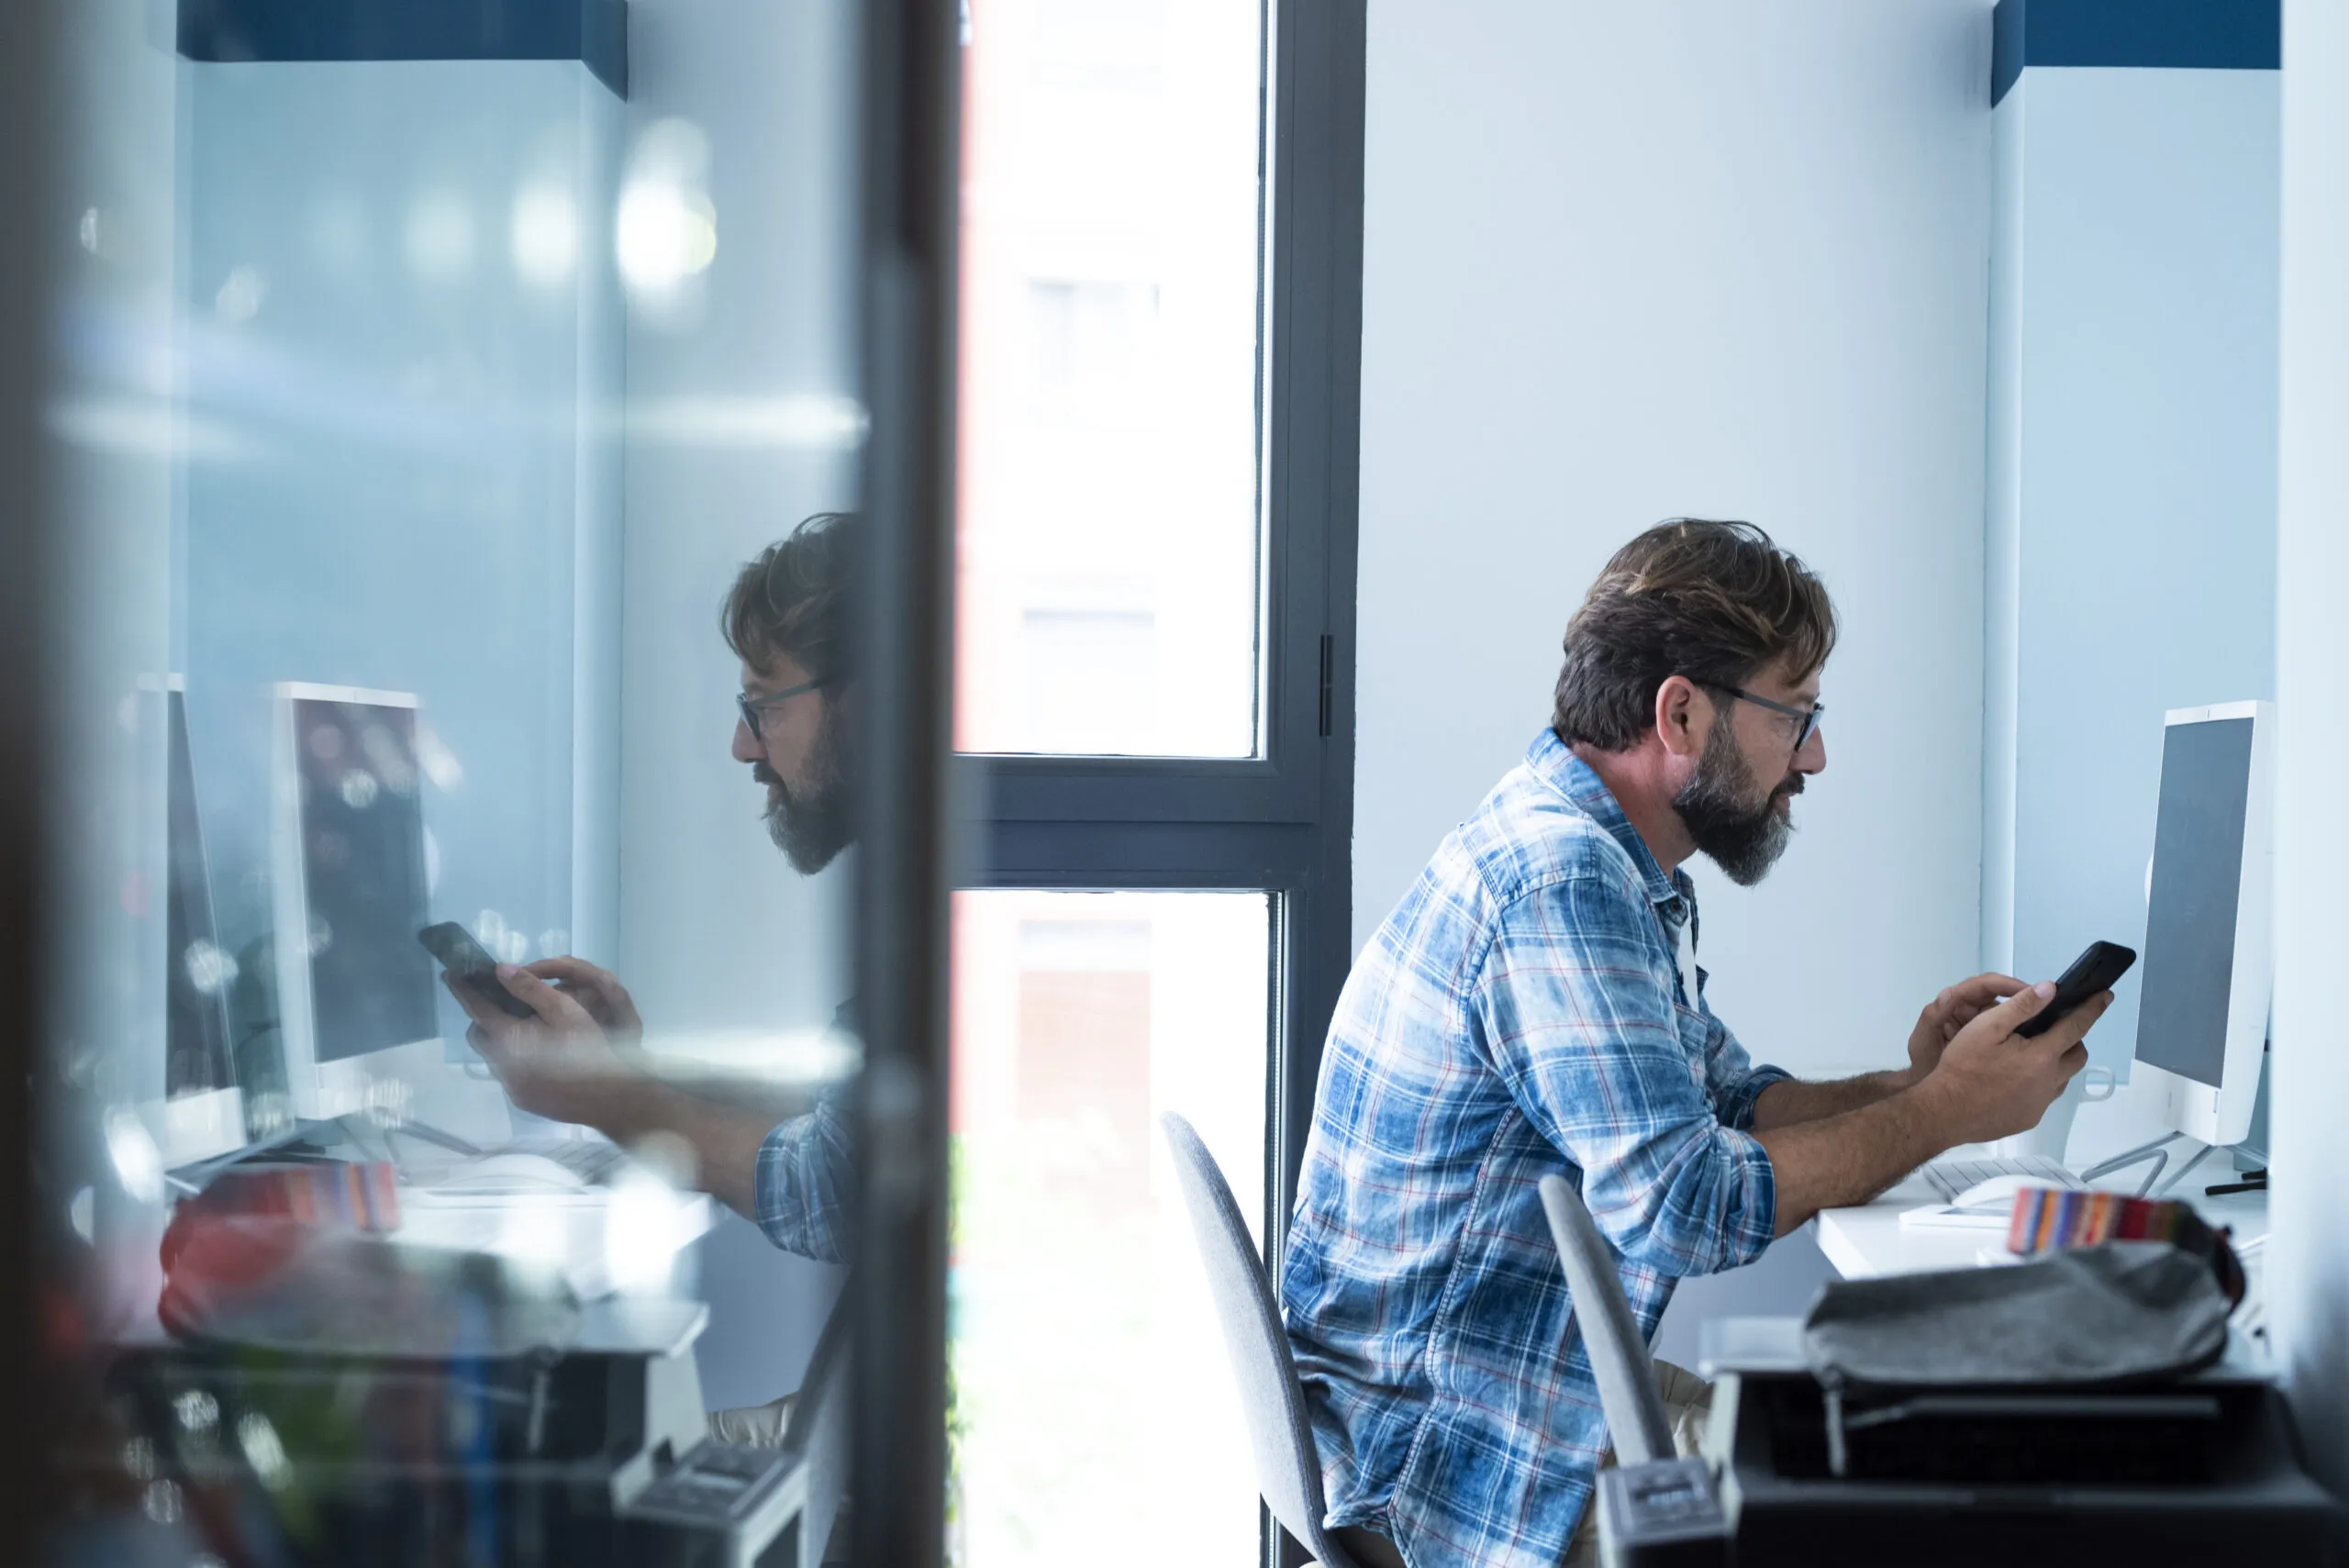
86, 1336, 807, 1567
2014, 939, 2137, 1039
1600, 1329, 2347, 1567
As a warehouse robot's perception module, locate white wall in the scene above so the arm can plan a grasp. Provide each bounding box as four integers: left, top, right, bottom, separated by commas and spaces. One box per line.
1355, 0, 1997, 1080
2272, 0, 2349, 1496
619, 0, 862, 1410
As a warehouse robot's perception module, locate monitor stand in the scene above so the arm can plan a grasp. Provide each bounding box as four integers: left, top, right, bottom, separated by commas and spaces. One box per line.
2085, 1041, 2272, 1198
2080, 1133, 2266, 1199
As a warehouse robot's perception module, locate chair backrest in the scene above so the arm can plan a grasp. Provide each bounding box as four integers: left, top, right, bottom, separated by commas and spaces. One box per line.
1161, 1113, 1357, 1568
1537, 1173, 1675, 1466
785, 1287, 853, 1568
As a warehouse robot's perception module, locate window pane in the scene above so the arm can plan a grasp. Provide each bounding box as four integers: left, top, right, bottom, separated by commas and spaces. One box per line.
950, 890, 1270, 1564
955, 0, 1266, 757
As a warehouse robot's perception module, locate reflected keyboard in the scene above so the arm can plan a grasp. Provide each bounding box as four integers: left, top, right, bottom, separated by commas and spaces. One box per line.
1917, 1152, 2085, 1205
493, 1131, 629, 1186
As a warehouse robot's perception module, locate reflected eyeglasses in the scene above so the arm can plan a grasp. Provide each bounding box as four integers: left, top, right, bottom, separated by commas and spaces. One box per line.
737, 678, 827, 737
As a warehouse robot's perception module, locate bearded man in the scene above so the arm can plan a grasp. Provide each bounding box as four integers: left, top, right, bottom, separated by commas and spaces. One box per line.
448, 509, 862, 1266
1283, 519, 2112, 1568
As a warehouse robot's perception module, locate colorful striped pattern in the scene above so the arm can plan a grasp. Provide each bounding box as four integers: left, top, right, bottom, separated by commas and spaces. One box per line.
206, 1162, 402, 1233
2005, 1185, 2190, 1255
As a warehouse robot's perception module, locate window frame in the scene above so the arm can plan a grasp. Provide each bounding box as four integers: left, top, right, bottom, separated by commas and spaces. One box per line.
958, 0, 1364, 1275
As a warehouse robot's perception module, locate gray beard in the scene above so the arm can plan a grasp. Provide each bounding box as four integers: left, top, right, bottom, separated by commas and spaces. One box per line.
1672, 717, 1797, 887
765, 781, 852, 875
762, 719, 855, 874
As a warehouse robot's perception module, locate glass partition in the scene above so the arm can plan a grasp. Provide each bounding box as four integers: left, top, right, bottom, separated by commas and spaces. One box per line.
26, 3, 919, 1563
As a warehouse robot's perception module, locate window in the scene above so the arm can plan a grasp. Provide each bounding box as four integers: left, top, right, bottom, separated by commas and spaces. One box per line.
950, 890, 1268, 1563
951, 2, 1366, 1564
956, 0, 1265, 760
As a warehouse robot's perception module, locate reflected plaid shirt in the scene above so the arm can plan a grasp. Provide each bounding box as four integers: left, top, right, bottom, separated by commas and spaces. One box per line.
753, 999, 858, 1265
754, 1093, 852, 1264
1282, 729, 1787, 1567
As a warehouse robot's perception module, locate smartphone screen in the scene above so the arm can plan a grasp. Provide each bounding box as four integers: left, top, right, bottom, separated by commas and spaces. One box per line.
417, 921, 537, 1019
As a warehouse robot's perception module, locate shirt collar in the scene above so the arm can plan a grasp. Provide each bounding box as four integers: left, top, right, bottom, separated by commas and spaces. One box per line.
1526, 728, 1694, 917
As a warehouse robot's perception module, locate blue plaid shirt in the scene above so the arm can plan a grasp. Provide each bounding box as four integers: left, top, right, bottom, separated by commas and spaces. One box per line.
753, 999, 858, 1264
754, 1092, 852, 1263
1282, 729, 1787, 1567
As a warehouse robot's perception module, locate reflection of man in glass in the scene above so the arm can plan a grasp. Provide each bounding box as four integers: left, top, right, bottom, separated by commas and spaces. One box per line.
445, 510, 861, 1269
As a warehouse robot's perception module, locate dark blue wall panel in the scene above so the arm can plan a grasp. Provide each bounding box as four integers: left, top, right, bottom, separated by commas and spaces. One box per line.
1993, 0, 2279, 106
180, 0, 627, 98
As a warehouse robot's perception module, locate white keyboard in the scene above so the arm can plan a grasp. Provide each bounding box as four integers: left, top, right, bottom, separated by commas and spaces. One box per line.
1916, 1152, 2085, 1205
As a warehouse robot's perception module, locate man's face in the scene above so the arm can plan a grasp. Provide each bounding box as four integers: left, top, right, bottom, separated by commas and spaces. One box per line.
1670, 661, 1826, 886
731, 653, 855, 874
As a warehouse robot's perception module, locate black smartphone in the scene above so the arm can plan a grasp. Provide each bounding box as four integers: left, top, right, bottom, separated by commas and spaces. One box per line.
417, 921, 538, 1019
2015, 940, 2136, 1038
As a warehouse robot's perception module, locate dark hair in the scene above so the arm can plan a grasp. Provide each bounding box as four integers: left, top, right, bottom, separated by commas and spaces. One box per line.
1552, 518, 1836, 752
721, 512, 862, 684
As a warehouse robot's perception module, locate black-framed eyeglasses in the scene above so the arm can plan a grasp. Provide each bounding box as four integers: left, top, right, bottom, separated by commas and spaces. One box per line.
1701, 682, 1825, 752
737, 677, 827, 737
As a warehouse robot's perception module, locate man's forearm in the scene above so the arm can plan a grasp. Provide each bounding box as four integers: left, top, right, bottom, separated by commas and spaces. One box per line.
1750, 1068, 1915, 1131
592, 1079, 774, 1224
1753, 1079, 1955, 1235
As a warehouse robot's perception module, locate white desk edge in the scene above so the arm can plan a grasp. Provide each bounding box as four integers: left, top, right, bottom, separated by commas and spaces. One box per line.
1816, 1172, 2270, 1280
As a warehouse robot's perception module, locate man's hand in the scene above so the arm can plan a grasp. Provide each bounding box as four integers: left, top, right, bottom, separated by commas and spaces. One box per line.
1915, 980, 2113, 1145
444, 964, 646, 1134
1905, 972, 2028, 1085
1756, 973, 2114, 1231
522, 956, 645, 1047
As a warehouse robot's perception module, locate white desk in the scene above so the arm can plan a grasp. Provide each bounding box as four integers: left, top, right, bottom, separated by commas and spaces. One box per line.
1817, 1162, 2269, 1281
399, 1184, 718, 1300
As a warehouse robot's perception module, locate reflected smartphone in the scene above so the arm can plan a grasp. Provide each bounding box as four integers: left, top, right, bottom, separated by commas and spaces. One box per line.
2015, 940, 2136, 1038
417, 921, 537, 1019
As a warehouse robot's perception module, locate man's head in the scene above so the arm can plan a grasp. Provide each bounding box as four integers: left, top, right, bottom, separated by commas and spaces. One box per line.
724, 512, 862, 874
1553, 519, 1836, 885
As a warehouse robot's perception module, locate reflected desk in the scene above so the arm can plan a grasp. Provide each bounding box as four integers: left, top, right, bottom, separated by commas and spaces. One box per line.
397, 1181, 718, 1304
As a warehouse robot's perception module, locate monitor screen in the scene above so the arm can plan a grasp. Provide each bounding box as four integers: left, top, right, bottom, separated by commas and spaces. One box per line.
166, 688, 237, 1098
292, 696, 438, 1063
2135, 717, 2254, 1088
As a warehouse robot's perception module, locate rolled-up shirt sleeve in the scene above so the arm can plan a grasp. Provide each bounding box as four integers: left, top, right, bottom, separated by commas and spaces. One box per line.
1703, 1028, 1791, 1134
752, 1090, 855, 1264
1472, 873, 1777, 1277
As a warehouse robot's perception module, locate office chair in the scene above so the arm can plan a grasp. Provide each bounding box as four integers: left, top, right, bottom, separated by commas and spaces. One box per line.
1536, 1173, 1676, 1463
1161, 1112, 1364, 1568
1537, 1173, 1729, 1563
784, 1291, 852, 1568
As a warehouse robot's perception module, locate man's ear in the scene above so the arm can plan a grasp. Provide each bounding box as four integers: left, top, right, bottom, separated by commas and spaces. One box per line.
1653, 675, 1711, 761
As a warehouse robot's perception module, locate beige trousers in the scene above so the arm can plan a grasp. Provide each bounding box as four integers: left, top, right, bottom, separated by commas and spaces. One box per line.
1328, 1360, 1714, 1568
707, 1392, 796, 1448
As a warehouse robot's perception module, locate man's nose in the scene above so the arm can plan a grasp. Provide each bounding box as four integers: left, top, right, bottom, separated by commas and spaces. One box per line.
1797, 726, 1827, 773
731, 719, 762, 762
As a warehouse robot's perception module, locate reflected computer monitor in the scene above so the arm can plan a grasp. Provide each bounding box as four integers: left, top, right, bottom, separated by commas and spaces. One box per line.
271, 683, 441, 1120
151, 680, 247, 1165
2132, 700, 2276, 1148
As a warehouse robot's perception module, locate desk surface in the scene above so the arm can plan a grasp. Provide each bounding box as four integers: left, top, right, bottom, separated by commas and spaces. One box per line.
1817, 1164, 2270, 1280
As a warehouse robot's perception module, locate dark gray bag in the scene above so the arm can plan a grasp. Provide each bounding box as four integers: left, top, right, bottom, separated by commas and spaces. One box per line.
1803, 1240, 2231, 1393
1801, 1241, 2232, 1479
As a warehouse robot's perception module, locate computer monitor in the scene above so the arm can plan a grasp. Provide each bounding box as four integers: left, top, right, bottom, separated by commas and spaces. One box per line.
271, 683, 442, 1120
2132, 700, 2276, 1148
150, 680, 247, 1166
